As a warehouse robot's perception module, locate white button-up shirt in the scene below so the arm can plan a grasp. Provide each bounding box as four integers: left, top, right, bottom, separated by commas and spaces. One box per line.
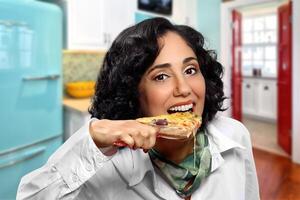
17, 116, 260, 200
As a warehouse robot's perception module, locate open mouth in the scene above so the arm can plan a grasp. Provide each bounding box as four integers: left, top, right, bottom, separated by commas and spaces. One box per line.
167, 103, 194, 114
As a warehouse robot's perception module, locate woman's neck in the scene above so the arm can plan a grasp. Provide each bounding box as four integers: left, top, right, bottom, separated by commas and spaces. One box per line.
153, 137, 195, 164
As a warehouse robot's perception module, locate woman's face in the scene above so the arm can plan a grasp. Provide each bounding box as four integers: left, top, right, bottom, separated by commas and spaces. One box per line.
138, 31, 206, 117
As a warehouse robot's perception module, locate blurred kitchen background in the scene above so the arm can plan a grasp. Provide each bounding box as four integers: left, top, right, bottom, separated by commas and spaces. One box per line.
0, 0, 299, 199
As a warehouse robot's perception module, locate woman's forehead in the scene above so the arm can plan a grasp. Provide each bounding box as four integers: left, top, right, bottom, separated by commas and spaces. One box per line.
153, 32, 196, 65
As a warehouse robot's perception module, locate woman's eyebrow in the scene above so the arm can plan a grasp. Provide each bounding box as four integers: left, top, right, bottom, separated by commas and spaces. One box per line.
147, 57, 198, 74
183, 57, 198, 64
147, 63, 171, 74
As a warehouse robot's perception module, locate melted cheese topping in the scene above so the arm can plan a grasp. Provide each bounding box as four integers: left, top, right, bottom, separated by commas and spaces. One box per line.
137, 112, 201, 130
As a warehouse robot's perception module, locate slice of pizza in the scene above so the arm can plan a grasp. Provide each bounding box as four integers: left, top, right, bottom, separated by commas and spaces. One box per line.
136, 112, 201, 139
113, 112, 201, 147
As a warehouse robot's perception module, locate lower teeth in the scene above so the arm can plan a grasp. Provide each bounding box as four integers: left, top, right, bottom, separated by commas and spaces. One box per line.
168, 108, 192, 113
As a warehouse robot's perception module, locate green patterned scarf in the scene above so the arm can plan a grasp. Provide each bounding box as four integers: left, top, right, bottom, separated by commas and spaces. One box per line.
149, 130, 212, 198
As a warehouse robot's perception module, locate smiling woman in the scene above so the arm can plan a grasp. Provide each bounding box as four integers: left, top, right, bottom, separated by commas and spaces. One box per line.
17, 17, 259, 200
138, 32, 205, 118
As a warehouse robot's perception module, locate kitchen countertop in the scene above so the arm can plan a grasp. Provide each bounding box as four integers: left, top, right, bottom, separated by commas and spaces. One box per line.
63, 97, 92, 113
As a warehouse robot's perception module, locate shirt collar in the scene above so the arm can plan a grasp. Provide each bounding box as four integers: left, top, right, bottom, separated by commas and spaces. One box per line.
111, 148, 154, 187
206, 121, 246, 172
207, 122, 246, 153
111, 118, 247, 185
112, 149, 179, 199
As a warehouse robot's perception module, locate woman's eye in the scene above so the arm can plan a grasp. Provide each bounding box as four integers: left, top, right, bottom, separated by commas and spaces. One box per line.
154, 74, 169, 81
185, 66, 198, 75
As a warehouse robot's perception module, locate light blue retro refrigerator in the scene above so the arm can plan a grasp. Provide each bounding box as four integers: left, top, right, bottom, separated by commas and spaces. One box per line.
0, 0, 63, 199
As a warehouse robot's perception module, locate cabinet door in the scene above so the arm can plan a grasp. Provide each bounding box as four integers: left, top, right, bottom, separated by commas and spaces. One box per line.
258, 80, 277, 119
102, 0, 135, 48
172, 0, 197, 28
64, 107, 91, 140
67, 0, 103, 49
242, 79, 256, 115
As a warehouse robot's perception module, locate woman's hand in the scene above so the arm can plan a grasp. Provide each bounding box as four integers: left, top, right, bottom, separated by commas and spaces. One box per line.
89, 119, 158, 151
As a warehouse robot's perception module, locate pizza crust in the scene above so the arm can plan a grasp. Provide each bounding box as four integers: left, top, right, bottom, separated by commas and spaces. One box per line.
136, 112, 201, 139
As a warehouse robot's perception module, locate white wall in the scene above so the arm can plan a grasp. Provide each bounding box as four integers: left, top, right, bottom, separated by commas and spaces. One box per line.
220, 0, 300, 164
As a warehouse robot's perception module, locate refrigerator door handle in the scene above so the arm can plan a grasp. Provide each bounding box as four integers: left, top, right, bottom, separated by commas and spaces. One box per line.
0, 146, 45, 169
22, 74, 60, 81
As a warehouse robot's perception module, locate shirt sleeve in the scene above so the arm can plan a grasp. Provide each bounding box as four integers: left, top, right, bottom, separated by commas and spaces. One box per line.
240, 125, 260, 200
16, 119, 117, 200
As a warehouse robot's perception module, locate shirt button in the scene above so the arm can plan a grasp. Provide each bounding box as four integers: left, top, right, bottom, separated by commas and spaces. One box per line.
86, 164, 92, 172
51, 165, 57, 172
97, 162, 103, 167
72, 174, 78, 182
96, 154, 104, 162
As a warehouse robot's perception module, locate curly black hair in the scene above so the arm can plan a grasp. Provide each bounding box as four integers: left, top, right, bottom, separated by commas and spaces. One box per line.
89, 17, 226, 128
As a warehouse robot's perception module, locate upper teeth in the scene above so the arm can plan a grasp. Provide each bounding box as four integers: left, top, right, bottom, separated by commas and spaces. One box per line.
169, 103, 193, 112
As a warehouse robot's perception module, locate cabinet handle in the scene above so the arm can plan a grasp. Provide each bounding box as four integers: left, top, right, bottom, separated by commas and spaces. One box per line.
0, 147, 45, 169
22, 74, 60, 81
0, 20, 27, 27
103, 33, 106, 44
264, 86, 269, 90
246, 84, 250, 88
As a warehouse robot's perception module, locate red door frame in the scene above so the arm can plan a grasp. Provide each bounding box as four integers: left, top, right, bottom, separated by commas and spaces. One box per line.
231, 10, 242, 121
278, 2, 292, 155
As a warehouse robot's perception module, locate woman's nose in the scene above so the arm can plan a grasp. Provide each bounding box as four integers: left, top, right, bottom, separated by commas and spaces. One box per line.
173, 77, 192, 97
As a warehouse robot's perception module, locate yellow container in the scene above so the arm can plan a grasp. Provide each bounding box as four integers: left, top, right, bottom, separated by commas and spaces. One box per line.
66, 81, 95, 98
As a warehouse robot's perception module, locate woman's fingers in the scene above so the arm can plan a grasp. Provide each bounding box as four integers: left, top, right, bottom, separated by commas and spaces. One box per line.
138, 126, 157, 150
90, 119, 158, 151
118, 133, 135, 148
126, 125, 157, 150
